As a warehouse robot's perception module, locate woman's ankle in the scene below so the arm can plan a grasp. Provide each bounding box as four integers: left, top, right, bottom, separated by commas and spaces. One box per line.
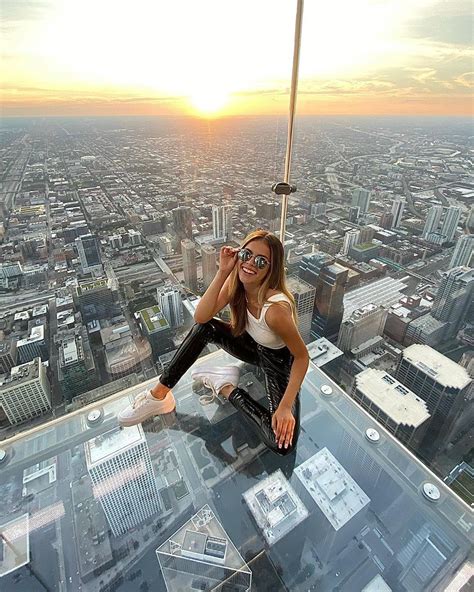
150, 383, 170, 400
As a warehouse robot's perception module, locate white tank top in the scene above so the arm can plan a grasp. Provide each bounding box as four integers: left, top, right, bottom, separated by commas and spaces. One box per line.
245, 293, 293, 350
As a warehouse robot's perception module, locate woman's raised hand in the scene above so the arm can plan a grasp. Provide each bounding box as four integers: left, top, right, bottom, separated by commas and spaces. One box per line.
219, 246, 239, 275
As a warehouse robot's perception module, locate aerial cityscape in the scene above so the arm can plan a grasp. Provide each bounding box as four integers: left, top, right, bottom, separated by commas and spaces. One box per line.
0, 114, 472, 591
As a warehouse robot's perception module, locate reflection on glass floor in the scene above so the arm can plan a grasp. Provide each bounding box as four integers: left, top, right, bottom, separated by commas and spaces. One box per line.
0, 349, 472, 592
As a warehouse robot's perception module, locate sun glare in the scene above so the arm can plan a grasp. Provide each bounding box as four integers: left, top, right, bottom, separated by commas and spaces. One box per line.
188, 89, 230, 118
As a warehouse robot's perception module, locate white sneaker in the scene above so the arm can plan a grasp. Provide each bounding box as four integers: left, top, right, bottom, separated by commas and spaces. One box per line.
191, 365, 240, 405
118, 389, 176, 427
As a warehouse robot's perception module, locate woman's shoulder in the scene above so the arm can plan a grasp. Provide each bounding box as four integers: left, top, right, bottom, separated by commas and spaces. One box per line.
266, 289, 291, 302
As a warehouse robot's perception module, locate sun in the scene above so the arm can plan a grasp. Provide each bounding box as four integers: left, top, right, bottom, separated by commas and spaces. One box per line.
188, 88, 230, 118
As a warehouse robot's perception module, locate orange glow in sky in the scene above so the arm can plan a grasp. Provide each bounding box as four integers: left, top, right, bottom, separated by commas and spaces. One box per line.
1, 0, 472, 117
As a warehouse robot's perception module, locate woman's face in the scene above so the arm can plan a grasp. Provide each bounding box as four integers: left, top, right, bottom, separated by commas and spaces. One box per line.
238, 239, 272, 287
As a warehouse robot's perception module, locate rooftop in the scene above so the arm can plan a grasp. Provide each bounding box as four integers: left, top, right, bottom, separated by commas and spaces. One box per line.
138, 305, 170, 333
85, 424, 144, 466
403, 344, 471, 389
355, 369, 431, 428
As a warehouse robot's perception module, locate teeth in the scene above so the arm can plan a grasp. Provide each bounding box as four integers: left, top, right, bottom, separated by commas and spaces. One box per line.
242, 267, 256, 275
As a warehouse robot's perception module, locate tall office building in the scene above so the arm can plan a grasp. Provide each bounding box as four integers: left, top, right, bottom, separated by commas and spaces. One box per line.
337, 304, 387, 353
0, 340, 17, 373
422, 205, 443, 239
75, 234, 102, 275
0, 358, 51, 425
431, 267, 474, 338
157, 287, 184, 328
201, 244, 217, 290
212, 205, 232, 241
312, 263, 348, 340
57, 328, 98, 401
440, 206, 461, 243
16, 325, 48, 363
341, 229, 360, 256
351, 369, 430, 447
351, 188, 371, 214
85, 425, 161, 537
75, 278, 118, 322
286, 276, 316, 344
395, 344, 472, 455
391, 197, 406, 228
181, 239, 198, 293
137, 305, 173, 360
172, 206, 193, 241
298, 251, 334, 288
449, 235, 473, 269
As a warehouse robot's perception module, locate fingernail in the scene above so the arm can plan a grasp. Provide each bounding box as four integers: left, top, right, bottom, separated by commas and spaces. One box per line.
278, 444, 282, 449
285, 444, 288, 449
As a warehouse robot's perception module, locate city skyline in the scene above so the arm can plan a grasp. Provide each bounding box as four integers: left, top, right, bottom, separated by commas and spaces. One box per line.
2, 0, 473, 117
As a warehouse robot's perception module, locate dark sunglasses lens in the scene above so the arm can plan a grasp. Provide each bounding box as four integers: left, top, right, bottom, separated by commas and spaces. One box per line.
255, 256, 268, 269
239, 249, 251, 262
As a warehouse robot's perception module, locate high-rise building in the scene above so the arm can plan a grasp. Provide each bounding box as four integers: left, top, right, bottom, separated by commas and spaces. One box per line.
312, 263, 348, 340
75, 278, 118, 322
349, 206, 360, 223
85, 424, 161, 537
75, 234, 102, 275
157, 287, 184, 328
137, 305, 174, 360
467, 205, 474, 232
431, 267, 474, 338
341, 229, 360, 255
351, 369, 430, 447
172, 206, 193, 241
201, 244, 217, 290
57, 328, 98, 401
181, 239, 198, 293
0, 358, 51, 425
351, 188, 371, 214
391, 197, 406, 228
395, 344, 472, 456
449, 235, 473, 269
16, 325, 48, 364
286, 276, 316, 344
212, 205, 232, 241
128, 229, 142, 246
422, 205, 443, 239
298, 251, 334, 288
337, 304, 387, 353
108, 234, 122, 250
0, 340, 18, 373
440, 206, 461, 242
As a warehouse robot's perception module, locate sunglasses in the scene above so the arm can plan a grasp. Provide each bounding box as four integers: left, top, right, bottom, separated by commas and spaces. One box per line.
238, 248, 270, 270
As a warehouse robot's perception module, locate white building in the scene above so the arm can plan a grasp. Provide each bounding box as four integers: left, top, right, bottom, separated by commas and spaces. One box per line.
440, 206, 461, 243
341, 229, 361, 255
423, 205, 443, 239
0, 358, 51, 425
391, 197, 406, 228
157, 286, 184, 328
84, 424, 161, 537
212, 205, 232, 241
351, 188, 371, 214
201, 244, 217, 290
449, 234, 473, 269
286, 276, 316, 344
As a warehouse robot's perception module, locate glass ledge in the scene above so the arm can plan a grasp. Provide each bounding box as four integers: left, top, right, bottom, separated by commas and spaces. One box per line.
0, 349, 472, 592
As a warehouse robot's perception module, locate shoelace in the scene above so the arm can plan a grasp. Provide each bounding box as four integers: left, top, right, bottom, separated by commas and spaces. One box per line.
199, 378, 218, 406
132, 392, 149, 409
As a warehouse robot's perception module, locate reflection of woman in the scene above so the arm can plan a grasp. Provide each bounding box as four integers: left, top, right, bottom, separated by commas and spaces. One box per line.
119, 229, 309, 455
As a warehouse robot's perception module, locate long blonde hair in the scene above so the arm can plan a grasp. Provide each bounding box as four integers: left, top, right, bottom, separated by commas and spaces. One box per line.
228, 229, 297, 336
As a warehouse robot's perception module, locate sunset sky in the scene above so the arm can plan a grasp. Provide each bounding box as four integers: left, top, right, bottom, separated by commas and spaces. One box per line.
1, 0, 472, 118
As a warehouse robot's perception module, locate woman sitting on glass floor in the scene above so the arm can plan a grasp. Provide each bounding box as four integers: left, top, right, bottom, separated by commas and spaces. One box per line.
119, 229, 309, 455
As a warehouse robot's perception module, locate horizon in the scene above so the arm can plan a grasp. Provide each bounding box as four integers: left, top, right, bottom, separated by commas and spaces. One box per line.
2, 0, 473, 118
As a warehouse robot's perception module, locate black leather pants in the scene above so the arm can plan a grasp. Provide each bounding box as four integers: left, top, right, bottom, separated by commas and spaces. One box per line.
160, 318, 300, 456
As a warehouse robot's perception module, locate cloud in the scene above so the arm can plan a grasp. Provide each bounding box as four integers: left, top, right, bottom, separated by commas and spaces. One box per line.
404, 0, 473, 46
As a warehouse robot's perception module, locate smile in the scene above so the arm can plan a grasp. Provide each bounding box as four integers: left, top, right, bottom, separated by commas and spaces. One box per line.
242, 266, 256, 275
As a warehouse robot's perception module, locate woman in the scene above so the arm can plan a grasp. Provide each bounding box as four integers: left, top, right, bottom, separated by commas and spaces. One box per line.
119, 229, 309, 455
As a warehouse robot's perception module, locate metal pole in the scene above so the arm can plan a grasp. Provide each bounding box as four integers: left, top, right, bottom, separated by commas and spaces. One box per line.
280, 0, 304, 246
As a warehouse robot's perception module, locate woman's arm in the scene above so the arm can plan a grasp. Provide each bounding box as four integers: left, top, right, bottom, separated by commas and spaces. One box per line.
265, 304, 309, 449
194, 246, 238, 323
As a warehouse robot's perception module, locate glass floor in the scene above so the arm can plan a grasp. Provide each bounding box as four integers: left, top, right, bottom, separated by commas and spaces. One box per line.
0, 350, 472, 592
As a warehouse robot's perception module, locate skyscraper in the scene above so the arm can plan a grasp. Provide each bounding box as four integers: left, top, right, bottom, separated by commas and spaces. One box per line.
137, 305, 174, 359
312, 263, 348, 340
431, 267, 474, 338
85, 424, 161, 537
157, 287, 184, 328
0, 340, 17, 374
172, 206, 193, 241
212, 205, 232, 241
57, 328, 99, 401
449, 235, 473, 269
201, 244, 217, 290
298, 251, 334, 288
440, 206, 462, 242
391, 196, 406, 228
395, 344, 471, 456
75, 278, 118, 321
341, 229, 360, 255
351, 188, 371, 214
422, 205, 443, 239
75, 234, 102, 275
181, 239, 198, 293
286, 276, 316, 344
0, 358, 51, 425
337, 304, 387, 353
